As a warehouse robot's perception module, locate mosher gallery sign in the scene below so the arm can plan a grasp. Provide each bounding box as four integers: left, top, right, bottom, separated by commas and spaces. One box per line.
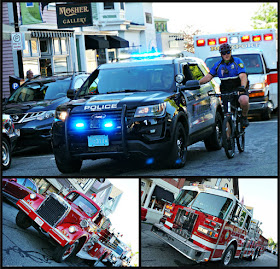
56, 3, 93, 28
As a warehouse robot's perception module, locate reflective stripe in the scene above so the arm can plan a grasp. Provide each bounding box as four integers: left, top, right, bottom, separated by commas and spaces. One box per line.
164, 221, 173, 228
267, 73, 278, 85
191, 234, 218, 249
220, 76, 239, 80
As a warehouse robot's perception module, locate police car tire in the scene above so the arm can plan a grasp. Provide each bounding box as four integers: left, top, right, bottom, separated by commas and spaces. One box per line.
16, 210, 32, 229
54, 149, 83, 174
2, 137, 11, 170
168, 122, 188, 168
53, 240, 80, 263
204, 112, 223, 151
221, 244, 235, 266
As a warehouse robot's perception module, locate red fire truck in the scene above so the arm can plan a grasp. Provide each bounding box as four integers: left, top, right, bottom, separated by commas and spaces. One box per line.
16, 190, 114, 263
152, 185, 266, 266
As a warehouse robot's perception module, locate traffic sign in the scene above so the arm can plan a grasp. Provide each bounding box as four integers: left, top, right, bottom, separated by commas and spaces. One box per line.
11, 32, 23, 50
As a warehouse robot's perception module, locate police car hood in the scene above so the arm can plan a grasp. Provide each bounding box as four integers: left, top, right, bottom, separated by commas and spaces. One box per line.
69, 91, 173, 113
3, 97, 68, 114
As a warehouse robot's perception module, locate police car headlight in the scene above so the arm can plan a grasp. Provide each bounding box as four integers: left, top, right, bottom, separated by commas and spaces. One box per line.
134, 103, 166, 117
68, 226, 77, 233
55, 110, 68, 122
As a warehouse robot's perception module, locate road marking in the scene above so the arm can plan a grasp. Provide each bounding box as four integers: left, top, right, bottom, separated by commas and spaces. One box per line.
250, 120, 278, 124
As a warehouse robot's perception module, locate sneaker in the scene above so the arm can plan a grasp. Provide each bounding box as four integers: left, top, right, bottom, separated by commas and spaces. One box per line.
241, 116, 249, 128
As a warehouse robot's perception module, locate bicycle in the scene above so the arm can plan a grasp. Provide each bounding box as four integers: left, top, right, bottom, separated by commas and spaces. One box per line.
209, 90, 245, 159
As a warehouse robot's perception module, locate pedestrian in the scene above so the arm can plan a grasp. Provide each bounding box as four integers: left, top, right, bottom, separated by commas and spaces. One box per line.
199, 43, 250, 127
26, 69, 34, 80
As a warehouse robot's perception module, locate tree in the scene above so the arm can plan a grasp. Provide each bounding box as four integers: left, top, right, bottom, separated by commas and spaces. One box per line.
180, 25, 202, 53
251, 3, 278, 29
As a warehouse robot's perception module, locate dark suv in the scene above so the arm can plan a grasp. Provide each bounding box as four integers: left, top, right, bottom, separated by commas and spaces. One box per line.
51, 56, 223, 173
3, 73, 89, 149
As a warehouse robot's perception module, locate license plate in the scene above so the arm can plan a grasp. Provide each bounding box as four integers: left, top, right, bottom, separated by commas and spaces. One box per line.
34, 216, 44, 227
88, 135, 109, 147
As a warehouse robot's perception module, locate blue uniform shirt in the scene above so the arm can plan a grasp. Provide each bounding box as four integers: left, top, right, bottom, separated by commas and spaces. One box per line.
209, 56, 246, 91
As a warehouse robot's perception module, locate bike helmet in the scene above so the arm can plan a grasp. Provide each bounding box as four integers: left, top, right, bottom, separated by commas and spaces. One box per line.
219, 43, 232, 53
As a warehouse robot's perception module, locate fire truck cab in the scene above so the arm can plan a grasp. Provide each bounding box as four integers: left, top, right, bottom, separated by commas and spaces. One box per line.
192, 29, 278, 120
152, 185, 261, 266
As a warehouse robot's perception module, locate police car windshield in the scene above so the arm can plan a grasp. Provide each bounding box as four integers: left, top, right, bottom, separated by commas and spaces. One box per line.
191, 193, 233, 219
174, 189, 198, 207
205, 54, 264, 75
78, 64, 175, 97
8, 80, 71, 103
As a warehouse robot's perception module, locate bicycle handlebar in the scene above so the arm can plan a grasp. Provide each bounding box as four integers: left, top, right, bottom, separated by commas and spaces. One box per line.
208, 91, 240, 97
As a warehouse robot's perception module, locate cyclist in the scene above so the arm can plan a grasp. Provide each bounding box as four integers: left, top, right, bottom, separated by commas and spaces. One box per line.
199, 43, 250, 127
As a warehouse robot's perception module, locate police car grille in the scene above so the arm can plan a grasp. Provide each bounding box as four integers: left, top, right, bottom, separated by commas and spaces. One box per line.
36, 195, 68, 227
10, 112, 45, 123
173, 208, 198, 238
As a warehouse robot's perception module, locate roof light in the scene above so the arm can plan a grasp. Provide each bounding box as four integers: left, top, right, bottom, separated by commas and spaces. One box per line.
208, 39, 216, 46
253, 35, 261, 42
229, 37, 239, 44
241, 35, 250, 42
264, 33, 273, 41
219, 37, 227, 44
196, 39, 205, 46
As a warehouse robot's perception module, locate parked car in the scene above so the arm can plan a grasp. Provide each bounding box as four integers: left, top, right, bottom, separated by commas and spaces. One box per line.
2, 72, 89, 149
2, 178, 38, 203
2, 114, 19, 170
141, 207, 147, 221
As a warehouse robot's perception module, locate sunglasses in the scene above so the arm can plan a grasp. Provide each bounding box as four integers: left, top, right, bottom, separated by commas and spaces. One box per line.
221, 50, 231, 55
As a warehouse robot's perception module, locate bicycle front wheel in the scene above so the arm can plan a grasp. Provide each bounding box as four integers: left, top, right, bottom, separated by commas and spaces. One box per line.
222, 116, 235, 159
236, 116, 245, 152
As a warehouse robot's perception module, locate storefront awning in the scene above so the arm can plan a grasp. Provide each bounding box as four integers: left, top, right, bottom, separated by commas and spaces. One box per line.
152, 186, 174, 204
29, 29, 74, 38
107, 35, 129, 48
85, 35, 109, 50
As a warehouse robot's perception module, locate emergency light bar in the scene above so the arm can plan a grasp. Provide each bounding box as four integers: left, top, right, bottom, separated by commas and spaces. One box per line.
219, 37, 227, 44
208, 39, 216, 46
264, 33, 273, 41
241, 35, 250, 42
253, 35, 262, 42
196, 39, 205, 46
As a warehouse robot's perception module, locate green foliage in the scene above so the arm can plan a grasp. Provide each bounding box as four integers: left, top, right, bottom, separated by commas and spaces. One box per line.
251, 3, 278, 29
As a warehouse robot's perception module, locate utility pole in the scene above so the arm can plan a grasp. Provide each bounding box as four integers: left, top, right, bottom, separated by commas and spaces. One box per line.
12, 2, 24, 78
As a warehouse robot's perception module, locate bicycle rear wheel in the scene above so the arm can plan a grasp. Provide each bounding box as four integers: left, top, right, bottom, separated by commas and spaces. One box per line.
222, 116, 235, 159
236, 116, 245, 152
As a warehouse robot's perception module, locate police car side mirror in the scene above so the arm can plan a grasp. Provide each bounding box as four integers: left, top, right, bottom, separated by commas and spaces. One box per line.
184, 80, 201, 91
67, 89, 76, 99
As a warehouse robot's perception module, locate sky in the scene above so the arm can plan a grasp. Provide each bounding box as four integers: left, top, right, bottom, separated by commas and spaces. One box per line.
106, 178, 139, 258
152, 2, 278, 34
238, 178, 278, 243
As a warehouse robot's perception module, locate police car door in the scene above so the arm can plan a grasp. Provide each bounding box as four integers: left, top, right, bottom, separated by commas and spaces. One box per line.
189, 62, 215, 129
180, 63, 201, 135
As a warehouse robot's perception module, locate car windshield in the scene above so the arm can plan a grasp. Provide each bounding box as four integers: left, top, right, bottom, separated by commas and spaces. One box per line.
8, 79, 71, 103
190, 192, 233, 219
78, 64, 175, 97
205, 54, 264, 75
174, 189, 198, 207
66, 193, 98, 217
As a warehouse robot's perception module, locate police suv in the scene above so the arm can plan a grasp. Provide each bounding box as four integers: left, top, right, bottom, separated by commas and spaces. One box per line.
51, 55, 223, 173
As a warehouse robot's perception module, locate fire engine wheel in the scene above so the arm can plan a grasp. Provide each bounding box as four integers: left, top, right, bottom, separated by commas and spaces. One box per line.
53, 240, 79, 263
221, 245, 235, 266
16, 210, 32, 229
253, 249, 259, 261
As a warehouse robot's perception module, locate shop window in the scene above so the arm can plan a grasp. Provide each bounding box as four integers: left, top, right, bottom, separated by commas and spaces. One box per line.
61, 38, 67, 54
23, 40, 31, 56
31, 38, 39, 56
104, 2, 114, 9
40, 39, 51, 55
53, 38, 61, 55
145, 12, 152, 24
23, 58, 39, 77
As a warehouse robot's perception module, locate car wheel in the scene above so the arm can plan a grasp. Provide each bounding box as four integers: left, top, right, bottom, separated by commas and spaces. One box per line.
2, 137, 11, 170
261, 102, 273, 120
221, 245, 235, 266
204, 111, 223, 151
53, 240, 79, 263
16, 210, 32, 229
167, 122, 188, 169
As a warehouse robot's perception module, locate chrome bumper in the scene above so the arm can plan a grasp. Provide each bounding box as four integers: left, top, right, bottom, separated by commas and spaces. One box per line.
151, 223, 211, 263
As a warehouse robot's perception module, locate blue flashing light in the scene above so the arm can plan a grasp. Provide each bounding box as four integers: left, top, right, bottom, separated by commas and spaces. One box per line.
146, 157, 154, 165
76, 122, 85, 128
104, 121, 113, 128
176, 159, 182, 164
73, 120, 87, 130
131, 51, 163, 59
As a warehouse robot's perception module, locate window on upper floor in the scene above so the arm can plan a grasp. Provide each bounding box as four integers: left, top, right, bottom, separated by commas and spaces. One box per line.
145, 12, 152, 24
104, 2, 114, 10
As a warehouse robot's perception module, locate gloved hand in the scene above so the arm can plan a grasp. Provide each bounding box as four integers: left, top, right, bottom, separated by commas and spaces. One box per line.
238, 86, 246, 94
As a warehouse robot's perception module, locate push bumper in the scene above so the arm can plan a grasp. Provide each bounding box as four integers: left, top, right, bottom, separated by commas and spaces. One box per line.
151, 223, 211, 263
